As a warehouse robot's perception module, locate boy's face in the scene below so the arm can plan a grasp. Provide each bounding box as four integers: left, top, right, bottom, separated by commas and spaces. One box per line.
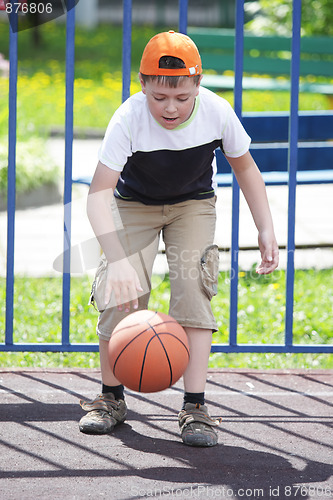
140, 76, 201, 130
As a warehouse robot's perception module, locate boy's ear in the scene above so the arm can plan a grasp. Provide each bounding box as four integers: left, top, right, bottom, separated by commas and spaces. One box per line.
196, 75, 203, 95
139, 73, 146, 94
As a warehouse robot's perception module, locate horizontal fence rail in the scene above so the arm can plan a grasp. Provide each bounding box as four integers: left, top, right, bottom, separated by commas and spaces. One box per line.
1, 0, 332, 353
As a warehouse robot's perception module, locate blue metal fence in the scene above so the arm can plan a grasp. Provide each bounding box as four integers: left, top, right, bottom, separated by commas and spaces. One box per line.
1, 0, 332, 353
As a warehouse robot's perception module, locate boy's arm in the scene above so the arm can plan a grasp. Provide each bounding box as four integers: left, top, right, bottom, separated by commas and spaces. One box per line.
87, 161, 142, 311
226, 151, 279, 274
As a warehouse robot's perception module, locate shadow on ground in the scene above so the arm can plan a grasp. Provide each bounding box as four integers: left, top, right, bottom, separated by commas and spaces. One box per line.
0, 369, 332, 499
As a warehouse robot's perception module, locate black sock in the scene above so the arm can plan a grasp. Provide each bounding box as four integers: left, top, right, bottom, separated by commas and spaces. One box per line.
183, 391, 205, 409
102, 383, 124, 400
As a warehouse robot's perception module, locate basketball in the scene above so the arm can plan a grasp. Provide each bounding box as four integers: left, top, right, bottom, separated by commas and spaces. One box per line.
108, 310, 190, 393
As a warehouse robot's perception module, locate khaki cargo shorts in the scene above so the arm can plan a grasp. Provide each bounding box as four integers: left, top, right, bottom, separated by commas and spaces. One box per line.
91, 197, 219, 340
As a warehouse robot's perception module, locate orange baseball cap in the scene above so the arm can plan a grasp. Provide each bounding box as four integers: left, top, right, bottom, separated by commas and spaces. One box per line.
139, 30, 202, 77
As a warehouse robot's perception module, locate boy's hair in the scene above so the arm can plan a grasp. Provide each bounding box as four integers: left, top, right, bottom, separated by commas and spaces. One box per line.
140, 56, 201, 88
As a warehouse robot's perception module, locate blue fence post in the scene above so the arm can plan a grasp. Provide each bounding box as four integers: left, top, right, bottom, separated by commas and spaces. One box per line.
229, 0, 244, 346
285, 0, 301, 346
122, 0, 132, 103
179, 0, 188, 34
5, 6, 18, 346
61, 0, 76, 347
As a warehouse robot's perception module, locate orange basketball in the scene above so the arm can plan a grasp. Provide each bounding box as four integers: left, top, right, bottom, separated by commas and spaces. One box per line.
108, 310, 190, 393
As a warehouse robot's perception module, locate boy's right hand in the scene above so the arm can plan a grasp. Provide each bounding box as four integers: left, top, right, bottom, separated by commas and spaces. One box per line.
104, 258, 143, 313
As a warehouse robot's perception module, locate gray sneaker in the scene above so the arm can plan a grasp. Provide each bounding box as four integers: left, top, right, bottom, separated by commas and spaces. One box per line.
79, 392, 127, 434
178, 403, 221, 447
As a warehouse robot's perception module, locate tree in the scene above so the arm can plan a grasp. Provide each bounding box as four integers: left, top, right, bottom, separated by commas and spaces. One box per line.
245, 0, 333, 37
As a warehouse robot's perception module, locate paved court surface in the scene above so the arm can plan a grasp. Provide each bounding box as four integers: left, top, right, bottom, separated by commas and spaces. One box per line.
1, 368, 332, 500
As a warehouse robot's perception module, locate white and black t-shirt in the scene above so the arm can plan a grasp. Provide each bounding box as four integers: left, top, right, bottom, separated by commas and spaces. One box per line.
99, 86, 251, 205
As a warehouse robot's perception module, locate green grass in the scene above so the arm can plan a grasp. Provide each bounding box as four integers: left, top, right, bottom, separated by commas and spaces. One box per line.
0, 23, 155, 76
0, 269, 332, 369
0, 23, 158, 138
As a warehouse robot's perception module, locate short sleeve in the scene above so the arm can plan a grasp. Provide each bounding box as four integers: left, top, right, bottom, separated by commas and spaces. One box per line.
98, 106, 132, 172
222, 102, 251, 158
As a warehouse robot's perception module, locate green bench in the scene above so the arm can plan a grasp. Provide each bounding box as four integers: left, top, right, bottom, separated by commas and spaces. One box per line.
187, 27, 333, 98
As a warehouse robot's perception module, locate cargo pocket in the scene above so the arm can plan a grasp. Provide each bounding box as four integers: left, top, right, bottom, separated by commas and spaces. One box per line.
89, 255, 108, 313
200, 245, 219, 300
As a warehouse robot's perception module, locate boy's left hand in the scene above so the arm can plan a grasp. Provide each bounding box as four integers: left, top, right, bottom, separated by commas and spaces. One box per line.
256, 231, 279, 275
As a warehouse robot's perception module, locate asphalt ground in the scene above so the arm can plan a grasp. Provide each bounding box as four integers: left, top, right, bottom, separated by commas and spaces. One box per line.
0, 368, 332, 500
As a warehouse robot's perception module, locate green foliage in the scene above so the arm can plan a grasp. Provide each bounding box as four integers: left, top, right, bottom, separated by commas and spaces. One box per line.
0, 137, 60, 197
0, 22, 331, 142
0, 270, 332, 369
0, 23, 157, 138
0, 23, 158, 77
245, 0, 333, 37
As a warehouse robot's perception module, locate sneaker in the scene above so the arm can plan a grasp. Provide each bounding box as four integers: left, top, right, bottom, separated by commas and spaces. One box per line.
79, 392, 127, 434
178, 403, 221, 447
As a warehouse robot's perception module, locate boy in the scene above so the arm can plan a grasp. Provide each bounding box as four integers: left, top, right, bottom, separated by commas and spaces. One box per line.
79, 31, 279, 447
